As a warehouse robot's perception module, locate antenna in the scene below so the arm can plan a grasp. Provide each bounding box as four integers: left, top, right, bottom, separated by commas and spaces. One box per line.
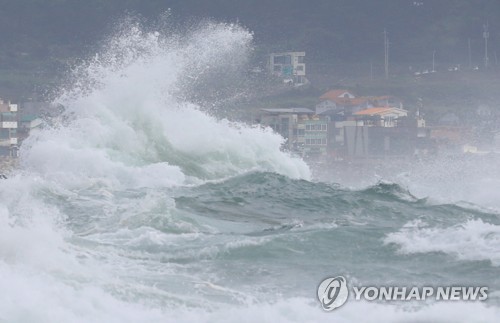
483, 22, 489, 68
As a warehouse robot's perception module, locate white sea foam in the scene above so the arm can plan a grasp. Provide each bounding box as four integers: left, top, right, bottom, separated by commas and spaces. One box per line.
1, 283, 499, 323
19, 22, 310, 188
385, 219, 500, 265
0, 21, 310, 322
393, 157, 500, 210
1, 19, 498, 323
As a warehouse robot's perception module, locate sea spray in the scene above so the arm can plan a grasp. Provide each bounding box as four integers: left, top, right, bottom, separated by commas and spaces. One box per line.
0, 19, 499, 323
19, 21, 310, 185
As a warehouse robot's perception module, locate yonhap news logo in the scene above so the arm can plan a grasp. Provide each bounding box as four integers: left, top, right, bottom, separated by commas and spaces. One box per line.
317, 276, 349, 311
317, 275, 488, 311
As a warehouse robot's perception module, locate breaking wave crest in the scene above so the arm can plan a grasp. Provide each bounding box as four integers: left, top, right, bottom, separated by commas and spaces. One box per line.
385, 218, 500, 266
1, 18, 499, 323
19, 21, 310, 189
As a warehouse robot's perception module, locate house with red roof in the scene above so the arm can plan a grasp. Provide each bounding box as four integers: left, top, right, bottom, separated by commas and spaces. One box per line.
316, 89, 357, 114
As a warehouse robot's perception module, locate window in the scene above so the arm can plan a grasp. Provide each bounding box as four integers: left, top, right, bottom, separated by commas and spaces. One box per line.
280, 119, 289, 132
321, 124, 327, 131
0, 112, 16, 122
282, 65, 293, 76
0, 129, 9, 139
297, 56, 305, 63
295, 65, 304, 71
274, 55, 291, 64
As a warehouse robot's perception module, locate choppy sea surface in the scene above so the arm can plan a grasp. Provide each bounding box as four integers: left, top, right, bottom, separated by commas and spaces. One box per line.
1, 22, 499, 322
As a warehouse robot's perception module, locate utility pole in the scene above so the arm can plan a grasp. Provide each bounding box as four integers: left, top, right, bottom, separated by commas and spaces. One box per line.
432, 50, 436, 72
370, 59, 373, 81
483, 22, 489, 68
468, 38, 472, 69
384, 29, 389, 79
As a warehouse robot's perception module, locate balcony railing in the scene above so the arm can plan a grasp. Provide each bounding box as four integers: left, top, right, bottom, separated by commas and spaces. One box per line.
0, 137, 17, 146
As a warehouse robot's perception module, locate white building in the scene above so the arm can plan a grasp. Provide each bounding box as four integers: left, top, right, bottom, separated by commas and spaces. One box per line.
354, 107, 408, 128
269, 51, 307, 85
0, 99, 18, 157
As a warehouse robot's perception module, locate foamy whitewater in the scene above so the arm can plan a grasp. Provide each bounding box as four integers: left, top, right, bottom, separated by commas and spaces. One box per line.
1, 22, 499, 322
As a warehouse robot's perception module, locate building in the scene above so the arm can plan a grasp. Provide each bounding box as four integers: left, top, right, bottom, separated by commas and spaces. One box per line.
342, 107, 430, 158
260, 107, 329, 157
343, 125, 420, 157
0, 99, 18, 157
259, 89, 430, 160
316, 89, 356, 114
268, 51, 307, 85
315, 107, 348, 159
260, 107, 314, 152
303, 117, 328, 157
353, 107, 408, 127
317, 90, 404, 116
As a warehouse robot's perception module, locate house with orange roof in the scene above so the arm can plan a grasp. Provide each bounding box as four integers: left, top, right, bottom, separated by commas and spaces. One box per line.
258, 86, 432, 160
340, 106, 431, 157
317, 89, 391, 116
354, 107, 408, 127
316, 89, 405, 116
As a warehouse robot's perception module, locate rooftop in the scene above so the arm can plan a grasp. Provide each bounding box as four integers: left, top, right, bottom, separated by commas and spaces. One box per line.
319, 89, 355, 101
261, 107, 314, 114
316, 107, 344, 116
354, 107, 407, 116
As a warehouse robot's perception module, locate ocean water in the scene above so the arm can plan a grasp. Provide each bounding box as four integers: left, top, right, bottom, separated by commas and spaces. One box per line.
1, 22, 500, 322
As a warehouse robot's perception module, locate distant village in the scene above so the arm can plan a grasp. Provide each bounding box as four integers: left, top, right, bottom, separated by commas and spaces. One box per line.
257, 51, 500, 163
1, 50, 500, 168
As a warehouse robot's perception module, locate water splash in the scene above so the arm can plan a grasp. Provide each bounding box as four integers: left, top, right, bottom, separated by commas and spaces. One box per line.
19, 20, 310, 189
